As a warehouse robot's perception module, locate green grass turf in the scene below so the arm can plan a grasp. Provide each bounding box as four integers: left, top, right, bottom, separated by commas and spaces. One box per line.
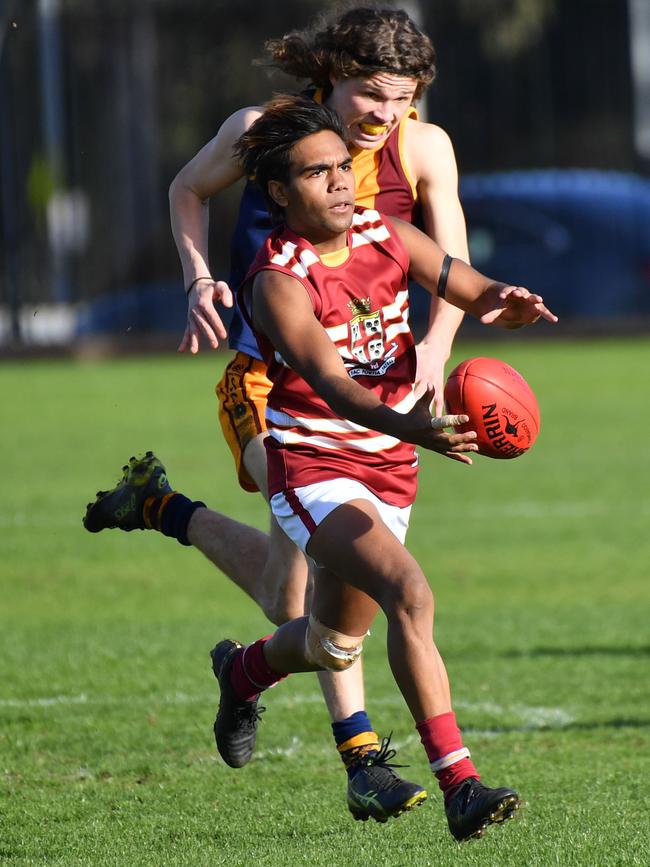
1, 337, 649, 866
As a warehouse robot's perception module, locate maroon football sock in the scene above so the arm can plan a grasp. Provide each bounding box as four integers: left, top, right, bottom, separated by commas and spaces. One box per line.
416, 711, 479, 799
229, 637, 288, 701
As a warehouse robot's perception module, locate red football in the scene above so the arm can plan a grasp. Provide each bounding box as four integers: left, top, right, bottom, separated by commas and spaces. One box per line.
444, 357, 540, 459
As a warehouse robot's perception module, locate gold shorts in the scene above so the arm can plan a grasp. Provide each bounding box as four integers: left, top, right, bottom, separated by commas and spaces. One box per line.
216, 352, 272, 492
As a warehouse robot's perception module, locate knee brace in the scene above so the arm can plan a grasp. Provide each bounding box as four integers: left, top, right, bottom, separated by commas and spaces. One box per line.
304, 615, 365, 672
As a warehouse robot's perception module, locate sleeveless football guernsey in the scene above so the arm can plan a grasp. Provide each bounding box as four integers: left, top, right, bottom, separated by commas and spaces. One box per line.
239, 208, 419, 508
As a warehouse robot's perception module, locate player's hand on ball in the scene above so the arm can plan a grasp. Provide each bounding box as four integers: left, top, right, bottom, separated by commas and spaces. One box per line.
403, 393, 478, 464
480, 285, 558, 329
428, 412, 479, 464
178, 278, 234, 354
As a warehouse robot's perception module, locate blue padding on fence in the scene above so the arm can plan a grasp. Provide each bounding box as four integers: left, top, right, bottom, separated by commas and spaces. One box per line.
459, 170, 650, 318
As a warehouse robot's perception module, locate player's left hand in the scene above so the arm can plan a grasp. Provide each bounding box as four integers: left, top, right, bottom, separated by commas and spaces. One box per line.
401, 391, 478, 464
480, 285, 558, 329
178, 278, 234, 354
413, 339, 447, 414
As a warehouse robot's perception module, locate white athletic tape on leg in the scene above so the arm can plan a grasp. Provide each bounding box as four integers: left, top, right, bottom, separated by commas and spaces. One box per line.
429, 747, 471, 773
304, 614, 365, 671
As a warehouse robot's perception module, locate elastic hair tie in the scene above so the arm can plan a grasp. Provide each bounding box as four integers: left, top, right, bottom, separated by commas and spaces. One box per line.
186, 276, 213, 295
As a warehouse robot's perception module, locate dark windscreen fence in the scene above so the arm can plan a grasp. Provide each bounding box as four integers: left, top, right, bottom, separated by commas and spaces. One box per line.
0, 0, 647, 348
424, 0, 637, 173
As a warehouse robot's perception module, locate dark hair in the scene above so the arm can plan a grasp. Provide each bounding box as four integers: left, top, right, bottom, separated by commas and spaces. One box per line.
262, 5, 436, 100
233, 94, 347, 219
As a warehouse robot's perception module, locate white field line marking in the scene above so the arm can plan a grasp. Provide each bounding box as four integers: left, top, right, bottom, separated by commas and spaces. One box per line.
0, 693, 92, 708
254, 735, 302, 760
0, 691, 575, 732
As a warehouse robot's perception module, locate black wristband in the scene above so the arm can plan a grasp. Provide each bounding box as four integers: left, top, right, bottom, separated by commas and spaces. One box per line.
437, 254, 453, 298
185, 276, 213, 295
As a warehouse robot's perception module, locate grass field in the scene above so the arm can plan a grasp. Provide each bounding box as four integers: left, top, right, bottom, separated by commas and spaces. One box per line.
1, 337, 649, 866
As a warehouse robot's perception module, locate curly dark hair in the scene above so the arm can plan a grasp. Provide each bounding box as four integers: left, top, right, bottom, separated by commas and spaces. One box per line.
233, 93, 348, 219
262, 5, 436, 100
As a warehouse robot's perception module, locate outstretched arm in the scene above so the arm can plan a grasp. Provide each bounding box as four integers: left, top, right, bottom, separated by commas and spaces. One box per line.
169, 106, 262, 353
251, 270, 479, 463
406, 121, 469, 411
391, 218, 558, 329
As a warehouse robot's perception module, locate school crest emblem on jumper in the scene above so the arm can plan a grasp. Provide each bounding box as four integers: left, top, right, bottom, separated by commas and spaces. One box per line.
348, 297, 385, 365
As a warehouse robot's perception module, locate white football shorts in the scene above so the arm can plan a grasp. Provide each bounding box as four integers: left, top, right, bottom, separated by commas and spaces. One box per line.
270, 477, 412, 557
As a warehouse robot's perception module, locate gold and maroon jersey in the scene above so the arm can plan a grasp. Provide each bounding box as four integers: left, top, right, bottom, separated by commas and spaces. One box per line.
349, 106, 419, 223
240, 208, 419, 508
